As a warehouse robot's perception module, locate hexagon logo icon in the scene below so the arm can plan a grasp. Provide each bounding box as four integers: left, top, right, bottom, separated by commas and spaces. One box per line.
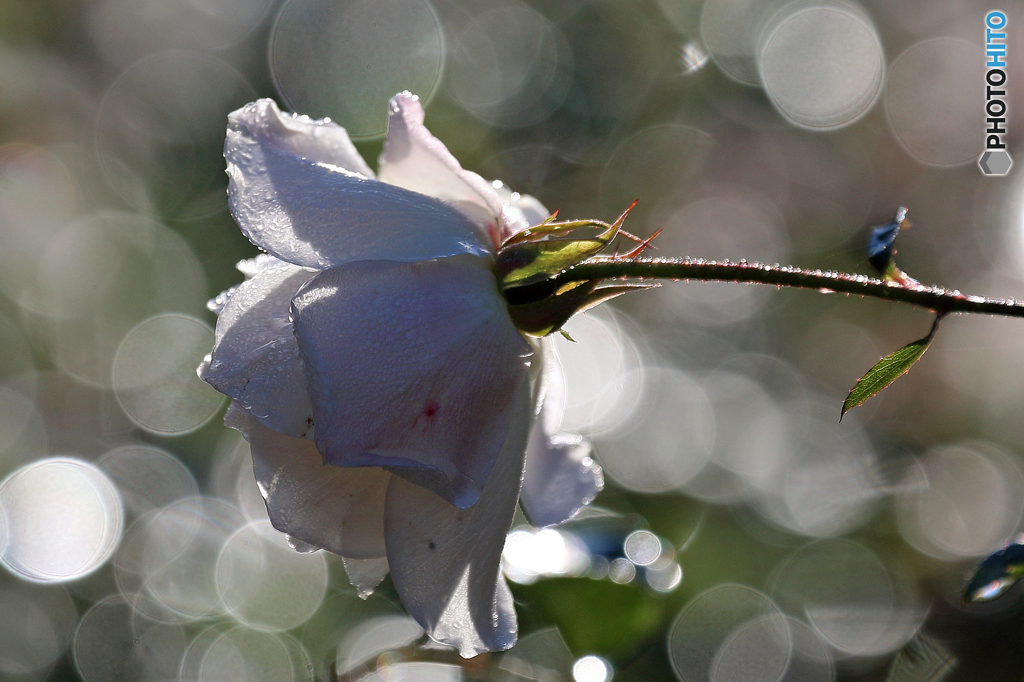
979, 150, 1013, 175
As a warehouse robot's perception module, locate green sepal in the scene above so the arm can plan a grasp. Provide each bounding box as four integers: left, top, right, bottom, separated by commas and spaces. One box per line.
507, 280, 600, 337
496, 203, 636, 290
508, 281, 657, 337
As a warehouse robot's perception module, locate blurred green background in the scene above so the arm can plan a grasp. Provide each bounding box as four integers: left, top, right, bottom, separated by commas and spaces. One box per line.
1, 0, 1024, 680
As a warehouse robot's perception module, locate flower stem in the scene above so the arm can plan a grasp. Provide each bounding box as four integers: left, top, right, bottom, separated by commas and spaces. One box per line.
554, 257, 1024, 318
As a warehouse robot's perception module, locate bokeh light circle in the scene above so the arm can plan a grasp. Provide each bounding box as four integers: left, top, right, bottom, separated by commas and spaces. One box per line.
112, 314, 224, 435
88, 0, 274, 67
549, 309, 648, 437
21, 212, 208, 388
270, 0, 444, 139
769, 539, 926, 658
0, 583, 78, 676
573, 655, 612, 682
444, 2, 572, 128
647, 561, 684, 593
502, 527, 590, 584
669, 584, 790, 682
216, 520, 329, 631
701, 372, 791, 484
599, 124, 715, 232
339, 615, 423, 671
896, 442, 1024, 561
197, 627, 314, 682
885, 39, 984, 166
0, 457, 123, 583
114, 496, 245, 621
623, 530, 662, 566
97, 444, 199, 517
711, 613, 791, 682
94, 52, 255, 217
759, 3, 883, 129
595, 366, 715, 493
756, 401, 880, 539
0, 144, 77, 305
73, 595, 185, 682
700, 0, 786, 85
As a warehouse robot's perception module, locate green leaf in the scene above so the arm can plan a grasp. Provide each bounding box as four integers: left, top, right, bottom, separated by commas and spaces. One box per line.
841, 329, 935, 417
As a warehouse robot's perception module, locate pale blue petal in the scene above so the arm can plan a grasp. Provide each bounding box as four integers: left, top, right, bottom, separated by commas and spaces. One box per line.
290, 257, 532, 508
383, 380, 532, 657
342, 556, 391, 598
201, 262, 315, 437
225, 402, 389, 559
520, 424, 603, 528
226, 99, 493, 270
379, 92, 504, 247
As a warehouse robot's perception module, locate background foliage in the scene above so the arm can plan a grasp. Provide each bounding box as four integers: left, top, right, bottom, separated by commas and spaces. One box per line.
0, 0, 1023, 680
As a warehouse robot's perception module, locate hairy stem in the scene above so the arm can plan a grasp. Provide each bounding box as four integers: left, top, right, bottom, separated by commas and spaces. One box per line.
554, 257, 1024, 318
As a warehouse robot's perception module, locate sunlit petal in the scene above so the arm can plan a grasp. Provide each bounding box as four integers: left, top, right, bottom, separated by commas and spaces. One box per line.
291, 257, 532, 508
201, 262, 316, 437
379, 92, 505, 246
342, 556, 392, 598
236, 253, 292, 279
226, 403, 389, 559
226, 99, 493, 270
520, 424, 602, 528
521, 339, 603, 526
491, 180, 551, 237
383, 380, 532, 657
231, 98, 375, 175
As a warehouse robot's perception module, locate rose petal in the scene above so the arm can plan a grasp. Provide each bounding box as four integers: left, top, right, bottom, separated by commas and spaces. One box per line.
291, 257, 532, 509
379, 92, 506, 247
520, 424, 602, 528
491, 181, 551, 239
225, 402, 389, 559
237, 253, 291, 279
201, 262, 316, 437
342, 556, 391, 598
509, 192, 550, 230
226, 99, 493, 270
231, 99, 375, 177
285, 536, 320, 553
519, 340, 599, 526
383, 380, 532, 657
207, 255, 290, 315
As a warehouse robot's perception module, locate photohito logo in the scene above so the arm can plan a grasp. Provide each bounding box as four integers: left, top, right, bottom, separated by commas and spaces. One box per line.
980, 10, 1012, 176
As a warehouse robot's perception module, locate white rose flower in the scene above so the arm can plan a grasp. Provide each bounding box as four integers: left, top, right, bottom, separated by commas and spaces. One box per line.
198, 92, 603, 657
